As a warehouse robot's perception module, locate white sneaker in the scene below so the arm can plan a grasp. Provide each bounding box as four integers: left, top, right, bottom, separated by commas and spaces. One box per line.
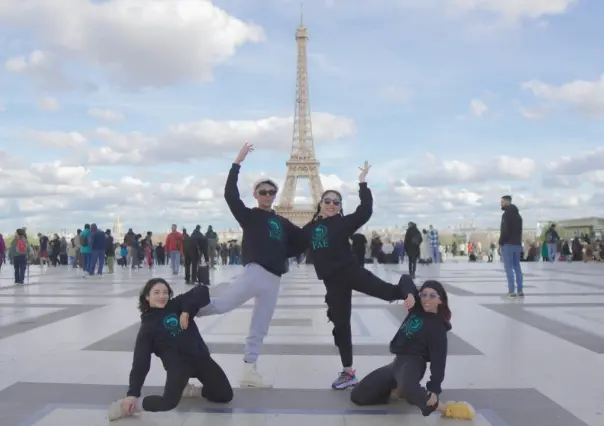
182, 383, 202, 398
107, 401, 131, 421
241, 362, 272, 388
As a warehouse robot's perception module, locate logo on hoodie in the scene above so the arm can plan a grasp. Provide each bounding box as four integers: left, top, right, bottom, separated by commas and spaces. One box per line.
311, 224, 328, 249
268, 219, 283, 241
163, 313, 183, 337
400, 313, 423, 338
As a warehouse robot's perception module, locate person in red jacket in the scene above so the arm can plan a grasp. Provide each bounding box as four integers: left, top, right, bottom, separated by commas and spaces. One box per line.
165, 225, 184, 275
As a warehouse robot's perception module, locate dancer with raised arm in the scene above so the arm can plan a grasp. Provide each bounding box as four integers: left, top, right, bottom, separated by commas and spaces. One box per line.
350, 275, 474, 420
182, 142, 305, 388
107, 279, 232, 421
300, 161, 413, 390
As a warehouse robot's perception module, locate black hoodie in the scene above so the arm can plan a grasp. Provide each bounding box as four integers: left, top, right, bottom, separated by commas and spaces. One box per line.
499, 204, 523, 246
301, 182, 372, 280
389, 277, 450, 395
224, 163, 306, 276
126, 285, 211, 398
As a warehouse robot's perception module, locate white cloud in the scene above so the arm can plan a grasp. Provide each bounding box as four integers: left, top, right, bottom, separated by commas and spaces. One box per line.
547, 147, 604, 175
469, 98, 488, 117
519, 106, 549, 120
405, 154, 535, 186
447, 0, 578, 20
25, 112, 356, 166
4, 50, 92, 91
38, 97, 59, 111
522, 75, 604, 117
0, 0, 265, 89
26, 131, 87, 149
88, 108, 125, 122
0, 146, 602, 233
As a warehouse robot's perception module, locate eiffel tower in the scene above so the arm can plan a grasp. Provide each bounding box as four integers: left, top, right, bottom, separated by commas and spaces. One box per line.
274, 9, 324, 226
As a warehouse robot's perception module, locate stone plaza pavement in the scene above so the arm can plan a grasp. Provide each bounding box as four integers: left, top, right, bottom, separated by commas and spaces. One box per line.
0, 261, 602, 426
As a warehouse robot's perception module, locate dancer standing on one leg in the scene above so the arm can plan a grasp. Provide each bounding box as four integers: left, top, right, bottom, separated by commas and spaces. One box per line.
299, 161, 412, 390
350, 275, 474, 420
107, 278, 232, 421
182, 142, 305, 388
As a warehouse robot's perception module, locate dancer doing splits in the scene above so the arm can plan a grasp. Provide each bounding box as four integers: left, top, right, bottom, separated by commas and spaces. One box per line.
183, 143, 304, 388
350, 275, 474, 420
107, 278, 232, 421
300, 161, 412, 389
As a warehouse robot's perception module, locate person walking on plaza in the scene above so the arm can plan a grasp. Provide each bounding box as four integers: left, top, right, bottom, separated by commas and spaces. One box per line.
545, 223, 560, 262
165, 225, 184, 275
499, 195, 524, 298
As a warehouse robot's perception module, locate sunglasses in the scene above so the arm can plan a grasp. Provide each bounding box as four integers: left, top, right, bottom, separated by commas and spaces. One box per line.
258, 190, 277, 196
323, 198, 341, 206
419, 292, 440, 300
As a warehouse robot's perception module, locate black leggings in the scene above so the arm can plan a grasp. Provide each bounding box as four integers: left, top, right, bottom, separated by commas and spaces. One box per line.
142, 355, 233, 412
350, 355, 436, 416
324, 267, 404, 368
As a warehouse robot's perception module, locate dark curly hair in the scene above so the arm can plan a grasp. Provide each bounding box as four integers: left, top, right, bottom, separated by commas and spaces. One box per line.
138, 278, 173, 313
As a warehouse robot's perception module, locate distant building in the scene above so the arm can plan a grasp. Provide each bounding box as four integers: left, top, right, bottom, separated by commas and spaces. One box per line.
545, 217, 604, 239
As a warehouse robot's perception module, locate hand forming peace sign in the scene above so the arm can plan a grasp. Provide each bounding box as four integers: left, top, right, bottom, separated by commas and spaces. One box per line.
358, 161, 371, 183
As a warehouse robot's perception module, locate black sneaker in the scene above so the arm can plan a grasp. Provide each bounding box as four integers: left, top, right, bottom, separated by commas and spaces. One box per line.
517, 292, 525, 298
507, 293, 517, 299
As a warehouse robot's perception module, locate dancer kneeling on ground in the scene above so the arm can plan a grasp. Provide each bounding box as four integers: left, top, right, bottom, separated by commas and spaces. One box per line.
350, 275, 474, 420
299, 161, 412, 390
108, 278, 233, 421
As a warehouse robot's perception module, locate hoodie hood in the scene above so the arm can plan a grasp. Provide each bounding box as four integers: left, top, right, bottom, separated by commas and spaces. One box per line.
505, 203, 519, 213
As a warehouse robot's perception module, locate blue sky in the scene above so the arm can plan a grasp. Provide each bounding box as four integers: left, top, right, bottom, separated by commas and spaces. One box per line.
0, 0, 602, 235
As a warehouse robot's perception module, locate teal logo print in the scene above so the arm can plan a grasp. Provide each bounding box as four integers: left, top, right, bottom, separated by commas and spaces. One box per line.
312, 224, 328, 249
268, 218, 282, 241
163, 313, 182, 337
400, 314, 423, 338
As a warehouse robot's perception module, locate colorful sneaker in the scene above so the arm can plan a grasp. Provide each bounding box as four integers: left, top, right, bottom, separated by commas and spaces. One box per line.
107, 400, 131, 421
331, 369, 358, 390
182, 383, 202, 397
443, 401, 475, 420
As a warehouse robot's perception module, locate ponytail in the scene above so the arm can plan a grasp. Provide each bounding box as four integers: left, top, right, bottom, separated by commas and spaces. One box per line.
311, 202, 321, 222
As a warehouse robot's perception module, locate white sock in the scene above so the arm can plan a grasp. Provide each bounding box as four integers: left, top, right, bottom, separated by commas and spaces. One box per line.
135, 398, 144, 412
344, 366, 354, 374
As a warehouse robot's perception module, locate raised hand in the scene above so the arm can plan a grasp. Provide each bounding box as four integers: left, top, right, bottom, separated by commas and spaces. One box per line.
358, 161, 371, 182
234, 142, 254, 165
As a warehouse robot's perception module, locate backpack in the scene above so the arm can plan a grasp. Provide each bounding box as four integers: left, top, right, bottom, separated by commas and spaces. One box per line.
16, 238, 27, 254
80, 233, 88, 246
